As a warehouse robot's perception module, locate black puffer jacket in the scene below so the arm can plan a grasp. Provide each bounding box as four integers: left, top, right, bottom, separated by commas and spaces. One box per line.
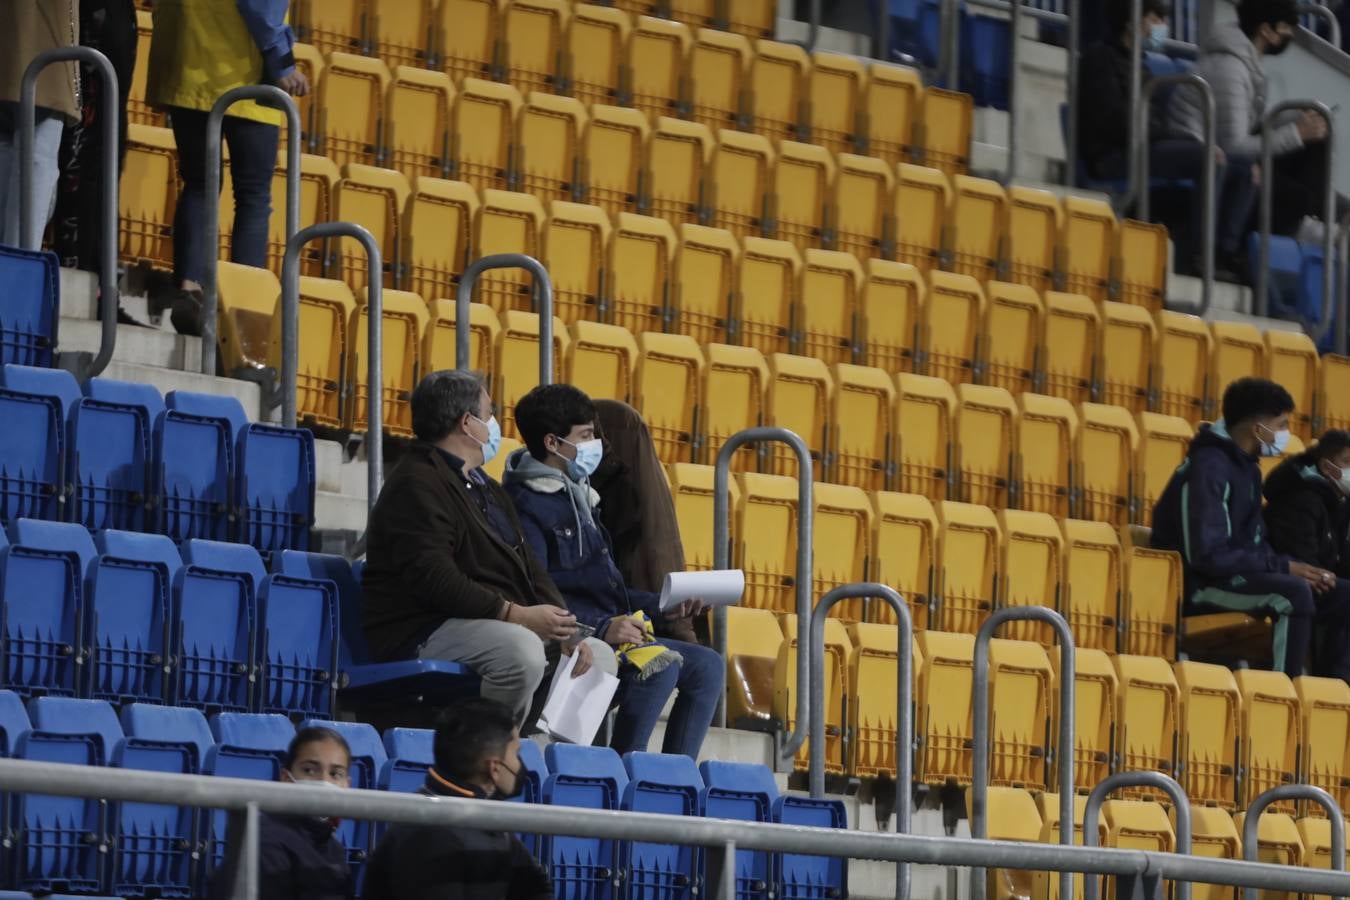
1263, 453, 1350, 577
208, 812, 354, 900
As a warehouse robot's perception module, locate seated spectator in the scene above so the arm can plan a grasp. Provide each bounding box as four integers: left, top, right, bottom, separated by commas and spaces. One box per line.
209, 726, 355, 900
362, 370, 613, 728
503, 384, 724, 760
1152, 377, 1339, 677
1263, 429, 1350, 680
363, 698, 551, 900
1078, 0, 1257, 279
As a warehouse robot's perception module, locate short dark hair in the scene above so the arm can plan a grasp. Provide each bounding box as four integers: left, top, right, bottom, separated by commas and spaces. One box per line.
411, 370, 487, 443
285, 726, 351, 770
432, 697, 517, 782
514, 383, 597, 461
1221, 377, 1296, 427
1312, 430, 1350, 462
1107, 0, 1169, 37
1238, 0, 1299, 37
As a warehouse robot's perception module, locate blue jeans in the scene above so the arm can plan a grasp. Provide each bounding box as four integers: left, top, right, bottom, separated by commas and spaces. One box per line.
0, 103, 65, 248
169, 107, 277, 285
611, 638, 724, 760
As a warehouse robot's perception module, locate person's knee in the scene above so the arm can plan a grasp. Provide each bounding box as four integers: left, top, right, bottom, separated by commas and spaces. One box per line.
1280, 577, 1317, 616
679, 643, 725, 693
583, 637, 618, 676
495, 625, 548, 691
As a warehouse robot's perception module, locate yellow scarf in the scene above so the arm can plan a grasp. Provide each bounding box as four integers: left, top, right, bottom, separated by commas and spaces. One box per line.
616, 611, 682, 680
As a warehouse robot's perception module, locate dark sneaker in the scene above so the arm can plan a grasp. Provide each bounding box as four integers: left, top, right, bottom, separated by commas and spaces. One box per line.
170, 289, 204, 336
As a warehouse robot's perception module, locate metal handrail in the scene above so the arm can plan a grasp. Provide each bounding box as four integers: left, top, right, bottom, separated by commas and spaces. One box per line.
1005, 0, 1023, 185
454, 254, 555, 386
1257, 100, 1337, 346
941, 0, 962, 90
1139, 73, 1217, 315
971, 606, 1076, 900
1083, 772, 1192, 900
808, 582, 914, 900
1123, 0, 1146, 208
1066, 0, 1082, 186
19, 47, 120, 379
1299, 3, 1343, 48
711, 427, 813, 749
281, 222, 383, 509
202, 86, 302, 378
1242, 785, 1346, 900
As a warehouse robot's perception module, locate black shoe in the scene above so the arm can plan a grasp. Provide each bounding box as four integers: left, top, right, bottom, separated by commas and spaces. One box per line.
170, 289, 204, 336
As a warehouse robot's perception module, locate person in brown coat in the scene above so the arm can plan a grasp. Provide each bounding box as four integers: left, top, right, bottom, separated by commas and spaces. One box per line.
0, 0, 81, 247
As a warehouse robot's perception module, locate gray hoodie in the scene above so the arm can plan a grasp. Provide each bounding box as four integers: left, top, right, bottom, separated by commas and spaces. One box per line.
1167, 21, 1303, 160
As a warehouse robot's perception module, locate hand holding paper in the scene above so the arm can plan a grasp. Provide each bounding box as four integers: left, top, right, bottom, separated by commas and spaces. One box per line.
658, 569, 745, 613
537, 650, 620, 745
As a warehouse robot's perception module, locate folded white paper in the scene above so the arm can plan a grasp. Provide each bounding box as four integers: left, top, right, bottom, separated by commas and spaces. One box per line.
658, 569, 746, 613
536, 649, 620, 745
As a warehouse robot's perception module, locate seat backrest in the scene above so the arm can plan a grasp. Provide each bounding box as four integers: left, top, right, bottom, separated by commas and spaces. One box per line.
380, 726, 435, 792
0, 688, 31, 755
120, 702, 214, 772
774, 795, 848, 896
165, 391, 249, 444
156, 393, 236, 542
1113, 654, 1180, 791
622, 751, 704, 895
1235, 669, 1300, 812
176, 541, 260, 713
1174, 661, 1240, 809
274, 550, 367, 668
699, 760, 778, 895
88, 530, 180, 704
27, 696, 124, 763
0, 363, 82, 421
542, 743, 628, 895
0, 245, 60, 368
2, 520, 95, 697
235, 424, 318, 554
257, 575, 337, 718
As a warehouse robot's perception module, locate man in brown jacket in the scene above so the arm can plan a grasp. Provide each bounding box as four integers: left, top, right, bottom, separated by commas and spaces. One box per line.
363, 369, 612, 726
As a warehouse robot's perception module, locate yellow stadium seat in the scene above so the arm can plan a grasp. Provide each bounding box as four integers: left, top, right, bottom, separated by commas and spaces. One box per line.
798, 249, 863, 365
434, 0, 500, 82
916, 630, 976, 784
893, 163, 950, 275
1295, 676, 1350, 814
1057, 196, 1116, 302
1005, 186, 1061, 294
1034, 794, 1093, 900
316, 53, 389, 168
1136, 412, 1194, 527
1015, 393, 1077, 519
831, 364, 895, 492
1076, 402, 1139, 528
474, 189, 546, 312
1297, 816, 1345, 900
297, 0, 364, 54
516, 92, 587, 202
865, 63, 922, 166
120, 124, 178, 268
669, 462, 738, 571
1050, 648, 1118, 792
1115, 219, 1168, 312
347, 287, 429, 437
982, 281, 1043, 397
998, 510, 1064, 646
422, 299, 500, 378
1185, 807, 1241, 900
860, 259, 923, 375
582, 104, 648, 217
451, 77, 521, 192
1318, 354, 1350, 431
501, 0, 568, 94
1155, 310, 1214, 423
670, 0, 716, 27
765, 353, 832, 480
371, 0, 434, 68
493, 309, 569, 437
721, 605, 780, 727
954, 384, 1017, 509
735, 237, 801, 356
918, 87, 972, 176
702, 343, 769, 472
1233, 811, 1304, 900
750, 40, 810, 142
217, 156, 234, 265
1210, 321, 1267, 418
736, 472, 801, 613
709, 129, 773, 239
385, 67, 454, 181
1061, 519, 1122, 652
1236, 669, 1300, 813
672, 223, 737, 344
565, 4, 629, 107
627, 16, 691, 119
634, 332, 703, 464
688, 28, 751, 129
947, 175, 1006, 280
808, 52, 865, 155
725, 0, 776, 39
268, 152, 340, 277
1120, 525, 1181, 660
282, 42, 323, 151
770, 141, 833, 252
895, 373, 956, 501
608, 212, 676, 335
988, 638, 1055, 790
1265, 329, 1319, 441
923, 271, 986, 386
849, 624, 922, 777
333, 164, 410, 290
542, 200, 610, 324
566, 320, 638, 403
404, 177, 477, 302
812, 483, 874, 621
870, 491, 939, 630
1041, 291, 1100, 406
1102, 799, 1175, 900
776, 614, 852, 772
936, 500, 1000, 634
216, 261, 279, 374
1098, 301, 1155, 415
645, 116, 712, 227
268, 275, 355, 428
1175, 661, 1241, 810
976, 787, 1044, 900
829, 153, 892, 261
1113, 653, 1180, 791
129, 11, 160, 127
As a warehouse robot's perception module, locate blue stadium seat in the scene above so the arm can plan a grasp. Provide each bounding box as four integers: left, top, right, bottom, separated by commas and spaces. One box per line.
622, 752, 703, 897
119, 703, 214, 770
273, 551, 479, 704
87, 530, 180, 704
203, 713, 296, 874
773, 796, 848, 899
157, 393, 235, 542
257, 574, 337, 718
964, 13, 1010, 109
543, 744, 628, 898
699, 760, 779, 897
0, 244, 59, 368
27, 696, 124, 759
0, 364, 79, 525
515, 737, 549, 857
236, 423, 316, 554
0, 519, 95, 697
378, 727, 434, 793
173, 540, 261, 713
70, 379, 164, 531
1298, 244, 1338, 352
0, 688, 31, 754
1247, 233, 1303, 321
298, 719, 385, 885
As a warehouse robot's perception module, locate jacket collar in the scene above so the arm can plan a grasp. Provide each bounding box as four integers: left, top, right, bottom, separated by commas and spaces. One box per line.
424, 767, 491, 800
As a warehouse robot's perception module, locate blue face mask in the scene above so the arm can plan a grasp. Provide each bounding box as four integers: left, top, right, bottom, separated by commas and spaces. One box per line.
1257, 422, 1291, 457
1142, 22, 1168, 51
470, 414, 503, 466
554, 436, 604, 482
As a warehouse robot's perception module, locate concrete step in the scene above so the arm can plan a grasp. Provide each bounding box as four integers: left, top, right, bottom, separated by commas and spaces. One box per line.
98, 360, 261, 415
58, 317, 202, 374
316, 489, 369, 533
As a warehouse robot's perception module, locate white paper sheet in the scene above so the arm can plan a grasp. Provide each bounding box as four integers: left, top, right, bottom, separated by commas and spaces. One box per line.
658, 569, 746, 612
536, 649, 620, 745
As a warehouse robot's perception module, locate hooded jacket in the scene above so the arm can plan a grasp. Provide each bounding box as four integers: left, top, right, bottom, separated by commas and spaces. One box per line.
1263, 452, 1350, 576
208, 811, 353, 900
1151, 422, 1291, 604
1167, 21, 1303, 160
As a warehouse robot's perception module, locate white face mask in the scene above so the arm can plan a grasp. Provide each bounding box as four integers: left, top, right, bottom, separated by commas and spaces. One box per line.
1328, 462, 1350, 496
